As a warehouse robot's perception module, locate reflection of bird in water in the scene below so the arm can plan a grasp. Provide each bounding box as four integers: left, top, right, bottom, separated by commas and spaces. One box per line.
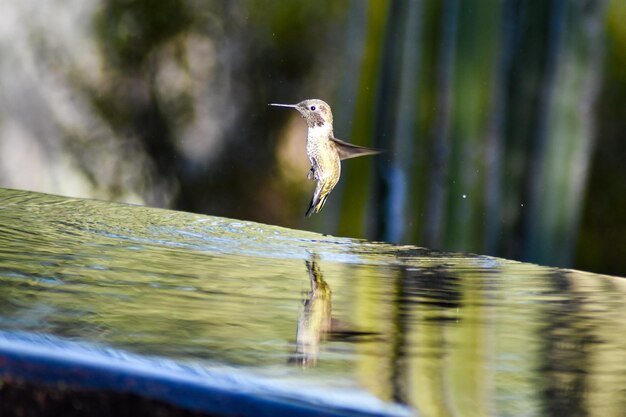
289, 254, 380, 368
289, 254, 332, 368
270, 99, 381, 216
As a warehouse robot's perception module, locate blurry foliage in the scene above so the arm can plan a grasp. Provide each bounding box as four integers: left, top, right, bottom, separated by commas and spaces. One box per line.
96, 0, 193, 68
0, 0, 625, 275
86, 0, 349, 224
334, 0, 613, 274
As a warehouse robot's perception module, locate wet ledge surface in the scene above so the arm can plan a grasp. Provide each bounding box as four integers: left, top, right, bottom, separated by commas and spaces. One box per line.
0, 188, 625, 416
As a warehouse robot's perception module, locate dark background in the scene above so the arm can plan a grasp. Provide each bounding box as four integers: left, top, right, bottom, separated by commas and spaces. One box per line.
0, 0, 624, 276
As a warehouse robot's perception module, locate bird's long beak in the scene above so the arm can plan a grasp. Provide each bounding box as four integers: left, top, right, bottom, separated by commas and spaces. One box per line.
269, 103, 297, 108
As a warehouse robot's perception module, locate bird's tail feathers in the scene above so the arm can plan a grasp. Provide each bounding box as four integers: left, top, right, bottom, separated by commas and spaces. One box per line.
305, 190, 330, 217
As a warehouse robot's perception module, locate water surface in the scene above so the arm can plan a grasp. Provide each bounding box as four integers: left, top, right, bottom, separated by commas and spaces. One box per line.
0, 188, 624, 416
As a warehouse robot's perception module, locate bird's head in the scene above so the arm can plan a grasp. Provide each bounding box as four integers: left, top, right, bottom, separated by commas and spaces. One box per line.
270, 99, 333, 128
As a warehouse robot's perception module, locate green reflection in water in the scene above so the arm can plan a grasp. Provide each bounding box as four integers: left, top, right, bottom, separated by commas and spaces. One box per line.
0, 188, 624, 416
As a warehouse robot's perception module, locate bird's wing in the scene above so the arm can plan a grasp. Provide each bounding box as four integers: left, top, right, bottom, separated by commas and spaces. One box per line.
330, 137, 383, 160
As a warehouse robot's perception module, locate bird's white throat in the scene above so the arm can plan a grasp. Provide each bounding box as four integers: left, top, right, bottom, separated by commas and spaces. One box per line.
307, 123, 333, 143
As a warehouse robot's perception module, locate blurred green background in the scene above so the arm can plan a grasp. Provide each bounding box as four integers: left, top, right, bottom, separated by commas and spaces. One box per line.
0, 0, 624, 276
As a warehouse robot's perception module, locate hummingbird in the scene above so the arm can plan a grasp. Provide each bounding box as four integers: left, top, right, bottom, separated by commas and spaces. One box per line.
270, 99, 381, 216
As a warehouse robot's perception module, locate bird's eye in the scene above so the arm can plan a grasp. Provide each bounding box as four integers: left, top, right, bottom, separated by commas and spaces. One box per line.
310, 106, 316, 111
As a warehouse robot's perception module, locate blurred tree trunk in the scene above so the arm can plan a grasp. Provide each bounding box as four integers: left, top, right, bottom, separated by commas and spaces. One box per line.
520, 0, 606, 266
445, 1, 499, 252
484, 0, 516, 254
576, 1, 626, 275
371, 0, 422, 242
386, 0, 424, 243
422, 0, 459, 249
337, 0, 389, 238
